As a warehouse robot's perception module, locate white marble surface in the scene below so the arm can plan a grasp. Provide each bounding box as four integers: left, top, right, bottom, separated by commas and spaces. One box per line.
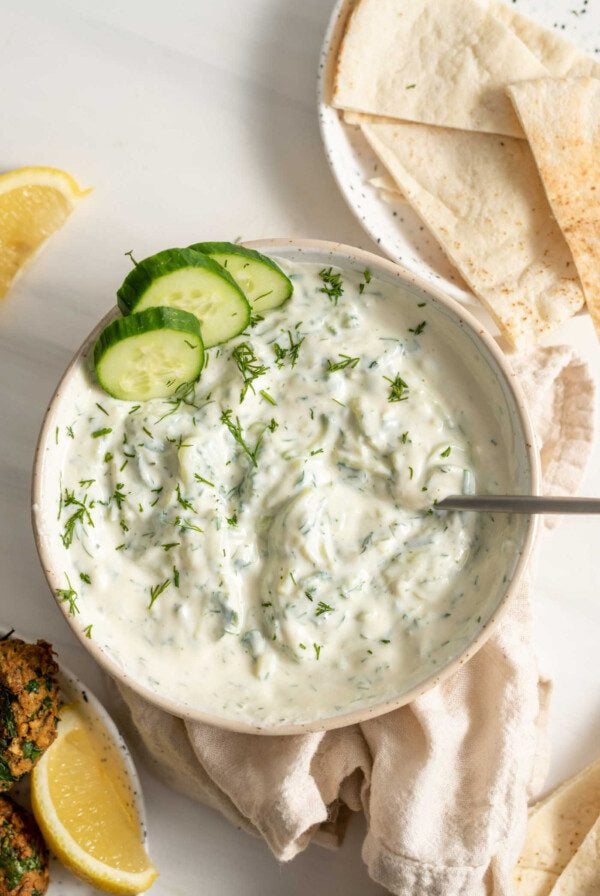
0, 1, 598, 893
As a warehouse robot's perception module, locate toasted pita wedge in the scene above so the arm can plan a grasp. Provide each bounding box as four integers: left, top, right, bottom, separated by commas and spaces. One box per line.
514, 758, 600, 894
332, 0, 551, 138
353, 114, 583, 346
489, 2, 600, 78
509, 77, 600, 337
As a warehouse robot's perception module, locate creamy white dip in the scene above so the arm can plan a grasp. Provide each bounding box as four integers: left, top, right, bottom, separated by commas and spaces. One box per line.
38, 259, 524, 727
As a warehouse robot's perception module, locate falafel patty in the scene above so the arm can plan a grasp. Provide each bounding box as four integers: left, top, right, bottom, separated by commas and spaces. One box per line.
0, 795, 48, 895
0, 641, 60, 789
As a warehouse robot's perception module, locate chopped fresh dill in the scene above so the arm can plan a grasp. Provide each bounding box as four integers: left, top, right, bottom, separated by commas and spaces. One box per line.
128, 404, 141, 414
161, 542, 180, 551
384, 373, 409, 402
231, 342, 269, 402
406, 83, 416, 89
409, 466, 414, 479
250, 312, 264, 328
79, 572, 91, 584
156, 380, 200, 423
83, 624, 93, 639
95, 402, 109, 416
401, 431, 409, 444
409, 320, 427, 336
174, 517, 203, 533
194, 473, 215, 488
56, 574, 78, 616
124, 249, 138, 266
92, 427, 112, 438
313, 643, 322, 660
79, 479, 95, 488
60, 488, 94, 548
417, 302, 426, 308
226, 513, 238, 527
268, 418, 278, 432
220, 409, 266, 467
66, 425, 75, 439
358, 268, 371, 294
315, 601, 334, 617
272, 330, 304, 369
55, 427, 59, 445
318, 267, 344, 305
380, 638, 391, 644
148, 579, 170, 610
327, 354, 360, 372
259, 389, 276, 406
175, 483, 196, 512
104, 452, 113, 463
173, 566, 180, 588
440, 446, 451, 458
310, 448, 324, 456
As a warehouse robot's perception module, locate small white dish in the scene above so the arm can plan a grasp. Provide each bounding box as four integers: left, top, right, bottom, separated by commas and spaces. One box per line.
3, 628, 149, 895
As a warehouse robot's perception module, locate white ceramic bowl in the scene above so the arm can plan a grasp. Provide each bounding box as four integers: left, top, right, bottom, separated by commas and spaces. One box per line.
32, 239, 539, 734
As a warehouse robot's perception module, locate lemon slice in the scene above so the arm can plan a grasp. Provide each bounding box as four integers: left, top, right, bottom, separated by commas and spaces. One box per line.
31, 706, 158, 894
0, 166, 89, 298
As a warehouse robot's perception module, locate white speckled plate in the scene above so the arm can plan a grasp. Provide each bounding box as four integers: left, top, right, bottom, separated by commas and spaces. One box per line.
4, 628, 150, 895
317, 0, 600, 307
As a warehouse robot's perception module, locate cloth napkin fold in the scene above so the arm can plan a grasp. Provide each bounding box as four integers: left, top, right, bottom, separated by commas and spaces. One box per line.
114, 345, 595, 896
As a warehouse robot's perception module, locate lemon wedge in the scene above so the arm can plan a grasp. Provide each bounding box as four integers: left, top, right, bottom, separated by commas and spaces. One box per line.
31, 705, 158, 894
0, 166, 90, 298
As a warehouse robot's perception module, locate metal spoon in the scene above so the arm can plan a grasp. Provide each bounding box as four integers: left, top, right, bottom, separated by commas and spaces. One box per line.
436, 495, 600, 514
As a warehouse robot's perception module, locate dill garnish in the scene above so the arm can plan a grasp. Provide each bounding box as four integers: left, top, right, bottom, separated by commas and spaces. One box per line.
161, 542, 180, 551
148, 579, 170, 610
384, 373, 409, 402
92, 427, 112, 438
231, 342, 269, 402
172, 566, 180, 588
313, 643, 322, 660
318, 267, 344, 305
194, 473, 215, 488
56, 574, 79, 616
409, 321, 427, 335
79, 572, 91, 584
315, 601, 334, 616
272, 329, 304, 369
83, 624, 93, 638
220, 409, 266, 467
358, 268, 371, 294
327, 354, 360, 372
259, 389, 276, 406
440, 446, 451, 458
226, 513, 238, 527
60, 488, 94, 548
175, 483, 196, 512
96, 402, 109, 416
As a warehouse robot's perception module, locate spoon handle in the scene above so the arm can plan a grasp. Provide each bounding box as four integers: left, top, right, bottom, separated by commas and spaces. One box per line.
436, 495, 600, 514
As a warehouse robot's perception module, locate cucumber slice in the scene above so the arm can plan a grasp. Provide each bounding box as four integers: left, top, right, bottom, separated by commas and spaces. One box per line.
188, 242, 292, 313
94, 307, 204, 401
117, 248, 250, 348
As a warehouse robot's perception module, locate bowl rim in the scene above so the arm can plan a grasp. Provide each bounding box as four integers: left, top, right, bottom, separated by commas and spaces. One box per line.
31, 237, 540, 735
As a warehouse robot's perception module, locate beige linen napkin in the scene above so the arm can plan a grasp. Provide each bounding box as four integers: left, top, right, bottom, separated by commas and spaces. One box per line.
115, 345, 595, 896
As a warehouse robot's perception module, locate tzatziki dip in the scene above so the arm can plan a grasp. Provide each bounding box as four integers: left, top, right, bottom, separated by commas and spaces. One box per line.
37, 258, 523, 727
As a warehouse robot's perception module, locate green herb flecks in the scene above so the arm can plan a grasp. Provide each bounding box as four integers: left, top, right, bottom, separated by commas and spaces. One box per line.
83, 624, 93, 639
272, 329, 304, 369
0, 827, 44, 890
175, 483, 196, 513
259, 389, 276, 406
24, 680, 39, 694
172, 566, 180, 588
315, 601, 334, 617
79, 572, 91, 584
91, 427, 112, 439
226, 513, 238, 527
384, 373, 409, 402
231, 342, 269, 402
409, 320, 427, 336
22, 741, 42, 762
220, 409, 268, 468
161, 542, 180, 552
60, 488, 94, 549
148, 579, 170, 610
358, 268, 371, 294
95, 402, 109, 416
194, 473, 215, 488
313, 643, 322, 660
56, 574, 79, 616
327, 354, 360, 372
440, 446, 451, 458
318, 267, 344, 305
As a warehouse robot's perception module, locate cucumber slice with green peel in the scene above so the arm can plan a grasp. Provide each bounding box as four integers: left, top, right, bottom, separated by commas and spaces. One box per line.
188, 242, 293, 313
94, 307, 204, 401
117, 248, 250, 348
